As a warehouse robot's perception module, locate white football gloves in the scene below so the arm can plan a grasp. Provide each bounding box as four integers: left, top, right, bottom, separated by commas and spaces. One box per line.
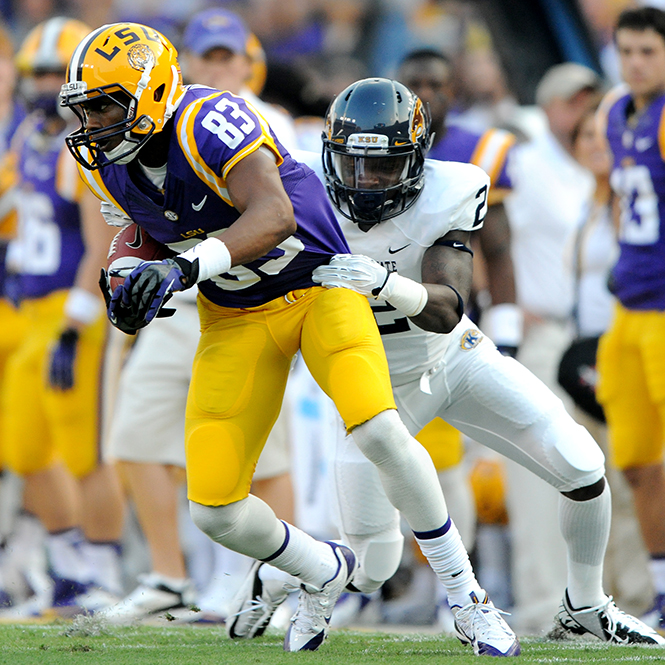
313, 254, 428, 317
312, 254, 390, 297
100, 201, 133, 228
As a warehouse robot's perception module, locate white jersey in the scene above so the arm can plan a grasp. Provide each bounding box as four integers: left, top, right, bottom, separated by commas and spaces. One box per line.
296, 151, 490, 383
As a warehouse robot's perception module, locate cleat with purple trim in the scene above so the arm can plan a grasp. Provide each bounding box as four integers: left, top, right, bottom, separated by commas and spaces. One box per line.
283, 542, 356, 652
452, 592, 521, 657
557, 589, 665, 645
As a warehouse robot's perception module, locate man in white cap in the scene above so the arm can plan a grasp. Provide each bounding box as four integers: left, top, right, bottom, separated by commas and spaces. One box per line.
503, 61, 604, 634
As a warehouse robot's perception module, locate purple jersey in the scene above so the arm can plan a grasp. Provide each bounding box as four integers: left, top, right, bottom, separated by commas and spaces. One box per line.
0, 101, 27, 296
605, 89, 665, 310
428, 125, 514, 197
83, 87, 349, 308
15, 117, 84, 300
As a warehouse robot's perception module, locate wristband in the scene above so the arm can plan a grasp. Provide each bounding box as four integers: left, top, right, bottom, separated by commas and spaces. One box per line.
483, 303, 523, 348
381, 273, 428, 317
179, 238, 232, 282
64, 287, 103, 325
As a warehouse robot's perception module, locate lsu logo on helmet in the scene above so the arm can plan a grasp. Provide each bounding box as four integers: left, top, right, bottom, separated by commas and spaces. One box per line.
59, 23, 185, 170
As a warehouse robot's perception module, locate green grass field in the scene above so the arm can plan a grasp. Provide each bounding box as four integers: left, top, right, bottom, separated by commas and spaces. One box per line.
1, 619, 665, 665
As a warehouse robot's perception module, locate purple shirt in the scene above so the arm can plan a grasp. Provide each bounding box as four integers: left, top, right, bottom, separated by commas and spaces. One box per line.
606, 91, 665, 310
94, 87, 349, 308
428, 124, 513, 191
17, 119, 83, 300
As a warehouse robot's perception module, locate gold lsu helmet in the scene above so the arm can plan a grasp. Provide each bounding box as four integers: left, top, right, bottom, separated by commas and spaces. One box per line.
16, 17, 91, 75
59, 22, 185, 170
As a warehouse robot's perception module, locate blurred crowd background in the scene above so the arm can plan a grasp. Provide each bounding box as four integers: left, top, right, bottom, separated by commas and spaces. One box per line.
0, 0, 639, 118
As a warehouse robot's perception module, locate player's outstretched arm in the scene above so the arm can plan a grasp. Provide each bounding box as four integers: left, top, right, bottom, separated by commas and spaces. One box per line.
49, 188, 116, 389
410, 229, 474, 334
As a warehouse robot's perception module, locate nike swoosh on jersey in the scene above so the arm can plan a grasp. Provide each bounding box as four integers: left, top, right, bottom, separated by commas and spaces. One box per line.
388, 244, 411, 254
192, 195, 208, 211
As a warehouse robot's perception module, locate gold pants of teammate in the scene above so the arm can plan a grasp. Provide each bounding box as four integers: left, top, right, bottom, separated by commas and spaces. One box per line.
597, 303, 665, 469
0, 298, 28, 467
3, 290, 106, 478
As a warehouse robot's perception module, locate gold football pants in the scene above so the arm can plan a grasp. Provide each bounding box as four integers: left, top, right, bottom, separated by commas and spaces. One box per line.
3, 290, 106, 478
597, 304, 665, 469
186, 286, 396, 506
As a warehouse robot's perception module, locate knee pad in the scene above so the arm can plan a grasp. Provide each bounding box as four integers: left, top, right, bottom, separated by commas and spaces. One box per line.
345, 529, 405, 594
351, 409, 412, 467
537, 403, 606, 489
189, 498, 248, 543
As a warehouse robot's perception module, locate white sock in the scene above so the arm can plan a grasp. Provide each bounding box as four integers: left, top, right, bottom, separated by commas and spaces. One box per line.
80, 541, 123, 596
46, 528, 90, 584
189, 497, 339, 591
437, 465, 477, 550
648, 557, 665, 595
559, 482, 611, 609
264, 522, 339, 591
415, 517, 484, 608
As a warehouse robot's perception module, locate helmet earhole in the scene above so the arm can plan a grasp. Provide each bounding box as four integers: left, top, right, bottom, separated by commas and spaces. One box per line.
154, 84, 165, 102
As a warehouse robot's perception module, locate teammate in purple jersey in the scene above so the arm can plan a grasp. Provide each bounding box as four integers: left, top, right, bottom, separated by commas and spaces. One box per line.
0, 17, 124, 617
60, 23, 495, 652
397, 49, 521, 357
596, 5, 665, 630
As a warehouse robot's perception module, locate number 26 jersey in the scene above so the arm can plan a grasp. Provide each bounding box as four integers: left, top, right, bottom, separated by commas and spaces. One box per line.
78, 86, 349, 308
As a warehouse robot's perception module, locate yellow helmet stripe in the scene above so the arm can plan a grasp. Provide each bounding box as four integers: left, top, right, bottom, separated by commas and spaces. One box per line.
177, 93, 232, 204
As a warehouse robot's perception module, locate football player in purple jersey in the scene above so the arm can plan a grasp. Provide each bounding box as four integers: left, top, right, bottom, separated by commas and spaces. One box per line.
597, 5, 665, 630
59, 23, 501, 652
0, 18, 125, 617
397, 49, 521, 357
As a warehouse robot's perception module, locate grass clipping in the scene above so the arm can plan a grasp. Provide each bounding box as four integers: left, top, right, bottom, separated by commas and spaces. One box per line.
61, 612, 111, 637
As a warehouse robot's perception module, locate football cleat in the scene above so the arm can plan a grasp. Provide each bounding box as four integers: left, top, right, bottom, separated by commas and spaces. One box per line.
557, 589, 665, 645
452, 591, 521, 657
284, 542, 357, 652
226, 561, 290, 639
97, 573, 197, 624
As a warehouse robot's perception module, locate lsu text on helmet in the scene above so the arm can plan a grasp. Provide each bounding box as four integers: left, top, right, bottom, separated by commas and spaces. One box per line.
59, 22, 185, 170
322, 77, 431, 226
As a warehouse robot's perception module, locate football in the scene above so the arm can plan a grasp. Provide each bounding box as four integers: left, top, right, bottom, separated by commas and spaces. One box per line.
106, 223, 175, 291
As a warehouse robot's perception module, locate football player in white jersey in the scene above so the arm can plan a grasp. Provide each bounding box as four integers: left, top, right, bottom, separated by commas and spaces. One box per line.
230, 78, 663, 650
